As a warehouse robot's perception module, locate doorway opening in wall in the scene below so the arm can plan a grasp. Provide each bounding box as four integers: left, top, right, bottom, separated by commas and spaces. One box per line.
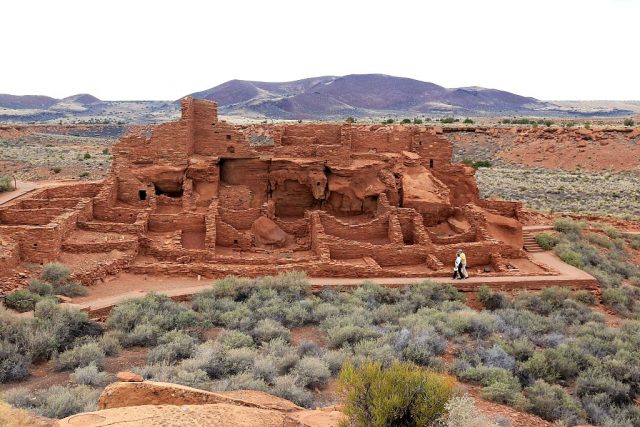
154, 184, 183, 198
138, 190, 147, 201
429, 159, 434, 168
233, 239, 239, 245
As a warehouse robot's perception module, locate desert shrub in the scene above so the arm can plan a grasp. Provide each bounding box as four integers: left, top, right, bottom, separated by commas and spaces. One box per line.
28, 280, 53, 297
462, 159, 492, 169
134, 363, 210, 388
106, 293, 198, 345
322, 348, 351, 375
216, 330, 254, 349
54, 342, 105, 371
479, 344, 515, 371
271, 374, 313, 407
463, 118, 474, 124
401, 118, 411, 124
602, 287, 634, 313
0, 340, 30, 382
442, 394, 495, 427
0, 176, 15, 192
54, 282, 88, 297
523, 346, 580, 383
261, 337, 299, 374
554, 218, 583, 234
213, 371, 268, 392
326, 324, 381, 348
574, 290, 596, 305
338, 360, 455, 427
296, 339, 323, 358
413, 118, 423, 124
498, 338, 535, 362
147, 331, 197, 364
624, 118, 635, 127
481, 380, 529, 409
5, 385, 100, 419
224, 347, 256, 375
97, 332, 122, 356
588, 233, 612, 248
252, 356, 278, 382
40, 263, 71, 286
291, 356, 331, 388
524, 380, 585, 424
581, 393, 640, 426
575, 367, 631, 405
441, 117, 456, 124
401, 329, 447, 366
179, 341, 227, 379
554, 244, 583, 267
352, 339, 398, 367
476, 286, 509, 310
3, 290, 40, 312
251, 319, 291, 343
31, 299, 101, 359
535, 233, 559, 250
70, 363, 109, 386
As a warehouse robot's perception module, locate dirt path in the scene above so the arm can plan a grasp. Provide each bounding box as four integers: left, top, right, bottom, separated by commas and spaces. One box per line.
65, 252, 596, 317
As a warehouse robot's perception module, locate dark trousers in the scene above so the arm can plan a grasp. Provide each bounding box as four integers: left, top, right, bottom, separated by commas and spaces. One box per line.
452, 264, 464, 279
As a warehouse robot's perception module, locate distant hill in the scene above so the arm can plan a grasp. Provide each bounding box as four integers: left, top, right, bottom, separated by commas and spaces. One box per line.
1, 76, 639, 124
187, 74, 552, 119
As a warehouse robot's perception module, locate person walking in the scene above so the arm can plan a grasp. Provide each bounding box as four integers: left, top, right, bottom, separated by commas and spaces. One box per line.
459, 248, 469, 279
452, 251, 462, 279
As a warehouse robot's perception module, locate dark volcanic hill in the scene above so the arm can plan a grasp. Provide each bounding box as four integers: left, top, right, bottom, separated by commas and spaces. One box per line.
187, 74, 550, 119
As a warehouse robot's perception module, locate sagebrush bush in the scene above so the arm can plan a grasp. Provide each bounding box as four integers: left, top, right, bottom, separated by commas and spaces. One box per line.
554, 218, 583, 234
40, 263, 71, 286
271, 374, 313, 407
3, 290, 40, 312
291, 356, 331, 388
134, 363, 210, 388
54, 342, 105, 371
224, 347, 256, 375
4, 385, 100, 419
28, 279, 53, 297
443, 394, 496, 427
251, 355, 278, 382
212, 372, 268, 392
535, 233, 559, 250
216, 329, 254, 349
573, 290, 596, 305
0, 339, 30, 382
477, 286, 509, 310
147, 331, 197, 364
524, 380, 585, 424
338, 360, 455, 427
0, 176, 15, 192
322, 348, 350, 375
251, 319, 291, 343
70, 363, 109, 386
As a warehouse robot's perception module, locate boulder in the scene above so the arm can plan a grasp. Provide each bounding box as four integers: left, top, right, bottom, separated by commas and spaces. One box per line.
116, 372, 144, 383
252, 216, 289, 249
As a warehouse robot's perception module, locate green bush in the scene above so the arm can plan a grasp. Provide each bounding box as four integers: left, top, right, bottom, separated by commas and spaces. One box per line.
463, 118, 474, 124
252, 319, 291, 343
212, 371, 268, 392
574, 290, 596, 305
476, 286, 509, 310
28, 279, 53, 297
401, 118, 411, 124
70, 363, 109, 386
54, 342, 105, 371
523, 346, 579, 383
271, 374, 313, 407
441, 117, 457, 124
3, 290, 40, 312
524, 380, 585, 424
462, 159, 492, 169
624, 118, 635, 127
554, 218, 583, 234
0, 176, 15, 192
413, 118, 423, 124
51, 167, 62, 174
147, 331, 197, 364
602, 287, 634, 313
4, 385, 100, 419
554, 244, 584, 267
338, 360, 455, 427
0, 339, 30, 382
534, 233, 559, 250
291, 356, 331, 388
217, 329, 254, 349
41, 263, 71, 285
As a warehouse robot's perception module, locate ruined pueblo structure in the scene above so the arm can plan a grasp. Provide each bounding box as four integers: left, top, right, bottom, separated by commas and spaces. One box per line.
1, 98, 559, 287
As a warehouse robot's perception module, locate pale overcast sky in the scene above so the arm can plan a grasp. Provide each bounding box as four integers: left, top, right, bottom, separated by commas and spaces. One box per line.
1, 0, 638, 101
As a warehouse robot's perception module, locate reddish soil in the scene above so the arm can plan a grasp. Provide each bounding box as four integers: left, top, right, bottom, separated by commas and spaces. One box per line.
291, 326, 327, 347
0, 348, 149, 394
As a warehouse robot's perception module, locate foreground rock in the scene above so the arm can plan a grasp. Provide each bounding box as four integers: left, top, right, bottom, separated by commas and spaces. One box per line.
58, 381, 344, 427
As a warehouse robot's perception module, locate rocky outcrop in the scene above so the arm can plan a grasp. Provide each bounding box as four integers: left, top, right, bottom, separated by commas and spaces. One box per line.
58, 381, 344, 427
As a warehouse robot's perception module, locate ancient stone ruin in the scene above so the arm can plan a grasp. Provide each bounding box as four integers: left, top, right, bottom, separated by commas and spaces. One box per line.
1, 98, 548, 286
